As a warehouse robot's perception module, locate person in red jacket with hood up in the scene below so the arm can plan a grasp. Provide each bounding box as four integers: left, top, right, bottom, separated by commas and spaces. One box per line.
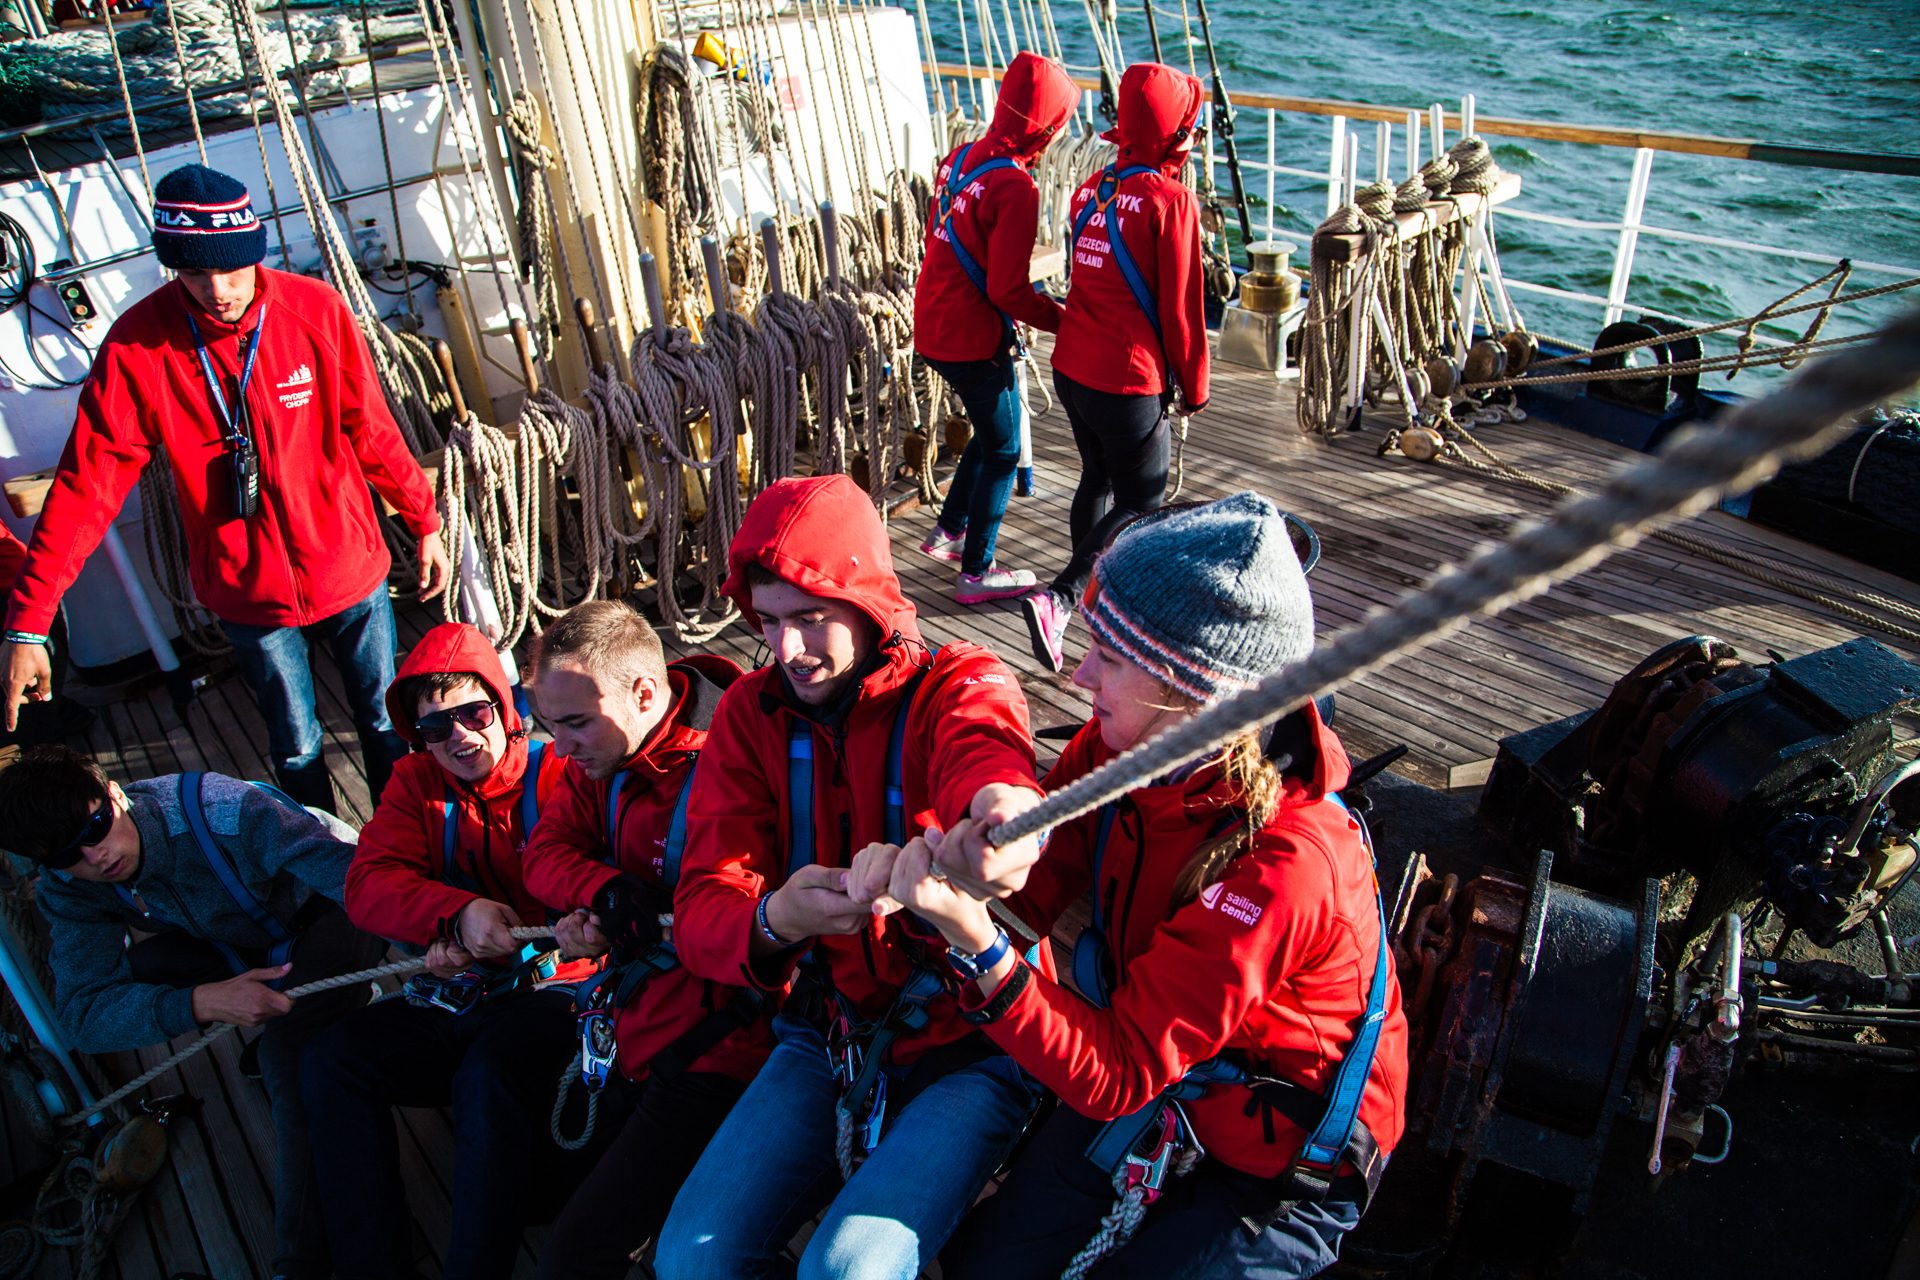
652, 475, 1048, 1280
1022, 63, 1212, 677
860, 493, 1408, 1280
511, 601, 771, 1280
300, 623, 607, 1280
0, 164, 449, 814
913, 51, 1078, 606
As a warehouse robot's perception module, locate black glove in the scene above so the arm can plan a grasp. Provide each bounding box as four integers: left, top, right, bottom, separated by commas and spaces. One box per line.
591, 874, 665, 953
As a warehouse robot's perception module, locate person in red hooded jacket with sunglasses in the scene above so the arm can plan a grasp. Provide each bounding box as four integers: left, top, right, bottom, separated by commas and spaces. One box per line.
913, 51, 1079, 606
301, 623, 610, 1280
1022, 63, 1212, 676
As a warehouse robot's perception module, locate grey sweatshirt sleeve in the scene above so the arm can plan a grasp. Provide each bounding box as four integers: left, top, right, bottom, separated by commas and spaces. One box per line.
206, 778, 357, 907
39, 880, 199, 1053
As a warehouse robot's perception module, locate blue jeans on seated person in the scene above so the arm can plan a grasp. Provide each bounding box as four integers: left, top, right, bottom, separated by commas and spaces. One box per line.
927, 348, 1023, 576
221, 581, 407, 812
653, 1014, 1044, 1280
943, 1104, 1363, 1280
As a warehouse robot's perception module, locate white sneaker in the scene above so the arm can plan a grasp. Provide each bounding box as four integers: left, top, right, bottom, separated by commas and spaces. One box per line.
956, 566, 1037, 604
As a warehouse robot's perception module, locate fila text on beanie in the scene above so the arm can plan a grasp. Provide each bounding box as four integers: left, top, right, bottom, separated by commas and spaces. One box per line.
150, 164, 267, 272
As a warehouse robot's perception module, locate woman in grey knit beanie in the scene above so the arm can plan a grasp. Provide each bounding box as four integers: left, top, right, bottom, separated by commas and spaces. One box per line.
852, 490, 1408, 1280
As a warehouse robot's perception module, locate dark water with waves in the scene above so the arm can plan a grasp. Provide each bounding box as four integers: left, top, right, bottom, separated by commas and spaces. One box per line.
920, 2, 1920, 390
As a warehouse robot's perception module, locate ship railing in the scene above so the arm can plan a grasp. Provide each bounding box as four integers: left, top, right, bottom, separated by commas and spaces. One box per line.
925, 61, 1920, 355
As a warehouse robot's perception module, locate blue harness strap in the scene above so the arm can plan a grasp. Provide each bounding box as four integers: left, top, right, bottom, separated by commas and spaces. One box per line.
786, 669, 929, 878
1068, 164, 1176, 391
604, 762, 699, 884
442, 740, 552, 886
177, 773, 298, 986
1082, 790, 1391, 1198
937, 142, 1023, 343
521, 739, 547, 848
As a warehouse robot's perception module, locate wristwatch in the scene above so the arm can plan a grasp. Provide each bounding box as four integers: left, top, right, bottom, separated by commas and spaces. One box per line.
946, 928, 1012, 981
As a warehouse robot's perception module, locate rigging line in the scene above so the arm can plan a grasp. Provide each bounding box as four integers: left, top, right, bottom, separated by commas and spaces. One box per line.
848, 0, 904, 185
412, 0, 525, 346
537, 0, 645, 357
998, 0, 1023, 56
1175, 0, 1199, 78
510, 0, 627, 381
271, 0, 351, 206
221, 0, 294, 268
160, 0, 209, 164
1192, 0, 1253, 256
354, 0, 421, 317
20, 139, 78, 263
1140, 0, 1162, 61
953, 0, 981, 117
734, 0, 815, 231
795, 0, 851, 209
97, 0, 153, 201
988, 309, 1920, 852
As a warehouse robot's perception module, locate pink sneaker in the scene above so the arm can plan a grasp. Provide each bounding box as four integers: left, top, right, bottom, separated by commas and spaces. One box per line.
1022, 590, 1070, 672
955, 565, 1037, 604
919, 525, 965, 563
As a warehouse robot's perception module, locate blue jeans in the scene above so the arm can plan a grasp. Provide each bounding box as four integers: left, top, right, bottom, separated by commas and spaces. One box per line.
654, 1015, 1044, 1280
221, 581, 406, 810
928, 350, 1023, 575
945, 1105, 1362, 1280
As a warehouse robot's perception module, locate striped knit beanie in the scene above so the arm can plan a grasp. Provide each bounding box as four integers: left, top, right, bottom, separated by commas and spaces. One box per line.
150, 164, 266, 272
1082, 491, 1315, 704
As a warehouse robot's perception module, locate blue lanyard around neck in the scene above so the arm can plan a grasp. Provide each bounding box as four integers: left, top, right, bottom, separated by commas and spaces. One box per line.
183, 302, 267, 445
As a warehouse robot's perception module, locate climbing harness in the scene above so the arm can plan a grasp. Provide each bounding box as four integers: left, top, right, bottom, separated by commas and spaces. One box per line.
404, 740, 557, 1013
937, 141, 1023, 346
1062, 793, 1389, 1277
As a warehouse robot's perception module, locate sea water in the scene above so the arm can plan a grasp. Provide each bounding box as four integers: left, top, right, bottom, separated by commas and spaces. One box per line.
921, 1, 1920, 389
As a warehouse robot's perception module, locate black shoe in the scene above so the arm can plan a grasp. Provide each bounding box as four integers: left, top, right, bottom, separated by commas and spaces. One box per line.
237, 1036, 262, 1080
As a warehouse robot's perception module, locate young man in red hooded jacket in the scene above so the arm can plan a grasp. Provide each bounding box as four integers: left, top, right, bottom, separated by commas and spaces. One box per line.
1022, 63, 1212, 675
301, 622, 601, 1280
913, 50, 1078, 606
651, 474, 1048, 1280
510, 601, 771, 1280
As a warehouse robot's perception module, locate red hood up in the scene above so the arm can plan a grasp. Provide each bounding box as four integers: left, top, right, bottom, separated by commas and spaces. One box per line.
723, 474, 923, 650
387, 622, 522, 749
976, 51, 1079, 164
1103, 62, 1204, 176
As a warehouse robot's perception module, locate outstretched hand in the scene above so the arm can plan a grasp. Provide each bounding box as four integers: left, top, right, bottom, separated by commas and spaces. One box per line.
931, 784, 1047, 900
0, 640, 51, 733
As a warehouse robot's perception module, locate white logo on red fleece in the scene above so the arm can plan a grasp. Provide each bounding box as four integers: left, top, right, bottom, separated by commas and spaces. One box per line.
1201, 881, 1263, 927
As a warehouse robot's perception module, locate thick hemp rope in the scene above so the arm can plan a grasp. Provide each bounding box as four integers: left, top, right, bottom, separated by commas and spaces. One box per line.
984, 310, 1920, 857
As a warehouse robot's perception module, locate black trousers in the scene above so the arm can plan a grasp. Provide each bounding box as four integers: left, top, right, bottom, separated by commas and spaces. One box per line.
1048, 370, 1171, 603
943, 1106, 1362, 1280
126, 899, 385, 1280
535, 1069, 749, 1280
302, 986, 630, 1280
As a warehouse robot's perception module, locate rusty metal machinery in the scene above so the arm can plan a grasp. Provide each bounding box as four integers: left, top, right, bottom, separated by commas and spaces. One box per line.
1386, 850, 1657, 1224
1479, 635, 1920, 944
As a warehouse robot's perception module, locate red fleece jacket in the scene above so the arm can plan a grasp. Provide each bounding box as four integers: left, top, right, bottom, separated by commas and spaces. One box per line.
346, 623, 564, 946
518, 655, 771, 1084
6, 267, 437, 637
974, 704, 1408, 1179
673, 475, 1040, 1066
913, 51, 1078, 363
1051, 63, 1211, 408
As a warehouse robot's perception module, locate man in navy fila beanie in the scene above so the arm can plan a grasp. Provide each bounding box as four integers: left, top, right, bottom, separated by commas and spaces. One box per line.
150, 163, 268, 273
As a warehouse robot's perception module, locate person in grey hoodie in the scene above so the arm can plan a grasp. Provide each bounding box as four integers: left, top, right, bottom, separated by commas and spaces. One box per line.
0, 745, 386, 1280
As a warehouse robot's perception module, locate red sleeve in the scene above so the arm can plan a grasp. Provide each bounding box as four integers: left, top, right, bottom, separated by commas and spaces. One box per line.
328, 299, 439, 538
985, 172, 1065, 335
1157, 185, 1210, 411
521, 764, 622, 912
910, 645, 1040, 832
344, 760, 473, 945
672, 683, 787, 991
971, 828, 1342, 1121
5, 345, 154, 637
0, 526, 28, 599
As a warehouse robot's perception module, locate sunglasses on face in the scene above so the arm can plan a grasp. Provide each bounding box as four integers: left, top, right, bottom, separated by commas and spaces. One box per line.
415, 699, 499, 745
49, 800, 115, 866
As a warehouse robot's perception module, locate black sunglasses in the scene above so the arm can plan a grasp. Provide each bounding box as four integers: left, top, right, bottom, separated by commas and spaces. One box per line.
49, 801, 115, 866
415, 699, 499, 744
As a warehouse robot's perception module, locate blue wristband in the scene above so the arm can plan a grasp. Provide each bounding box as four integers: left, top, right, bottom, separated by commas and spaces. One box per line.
947, 928, 1012, 981
756, 892, 799, 948
3, 630, 47, 646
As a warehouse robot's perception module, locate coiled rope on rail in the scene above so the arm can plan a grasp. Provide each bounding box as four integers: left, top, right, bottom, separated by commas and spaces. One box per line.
987, 310, 1920, 853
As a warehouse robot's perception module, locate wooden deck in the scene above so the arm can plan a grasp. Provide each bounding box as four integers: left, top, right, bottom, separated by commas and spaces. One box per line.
6, 333, 1919, 1277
